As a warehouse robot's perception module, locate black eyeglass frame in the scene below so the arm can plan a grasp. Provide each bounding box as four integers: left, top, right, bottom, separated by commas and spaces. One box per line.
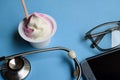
85, 21, 120, 51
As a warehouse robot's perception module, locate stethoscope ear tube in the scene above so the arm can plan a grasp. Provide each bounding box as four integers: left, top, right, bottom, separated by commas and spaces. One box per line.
0, 47, 81, 80
74, 58, 81, 80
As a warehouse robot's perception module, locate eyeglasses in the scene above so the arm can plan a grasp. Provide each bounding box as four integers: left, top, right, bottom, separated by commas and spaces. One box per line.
85, 21, 120, 51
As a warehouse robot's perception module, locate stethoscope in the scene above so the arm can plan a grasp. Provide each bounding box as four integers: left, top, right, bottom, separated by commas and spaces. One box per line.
0, 47, 81, 80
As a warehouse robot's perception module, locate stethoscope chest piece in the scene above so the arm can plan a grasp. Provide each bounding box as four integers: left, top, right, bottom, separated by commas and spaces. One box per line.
1, 57, 31, 80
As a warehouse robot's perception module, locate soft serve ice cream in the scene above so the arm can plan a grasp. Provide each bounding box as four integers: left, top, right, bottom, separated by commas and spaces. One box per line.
24, 12, 53, 40
18, 12, 57, 48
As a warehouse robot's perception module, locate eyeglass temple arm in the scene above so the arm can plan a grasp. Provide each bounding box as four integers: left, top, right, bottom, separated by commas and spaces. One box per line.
90, 34, 105, 48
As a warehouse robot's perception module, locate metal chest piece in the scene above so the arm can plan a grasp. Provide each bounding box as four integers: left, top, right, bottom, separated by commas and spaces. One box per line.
1, 57, 31, 80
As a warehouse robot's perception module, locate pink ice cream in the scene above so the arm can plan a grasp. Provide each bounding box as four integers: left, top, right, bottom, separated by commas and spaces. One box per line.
24, 12, 53, 40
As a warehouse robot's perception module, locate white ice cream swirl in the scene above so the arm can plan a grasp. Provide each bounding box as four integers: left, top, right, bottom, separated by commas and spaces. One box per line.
25, 13, 52, 40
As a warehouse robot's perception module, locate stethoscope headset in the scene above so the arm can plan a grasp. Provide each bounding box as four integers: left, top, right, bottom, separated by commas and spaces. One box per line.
0, 47, 81, 80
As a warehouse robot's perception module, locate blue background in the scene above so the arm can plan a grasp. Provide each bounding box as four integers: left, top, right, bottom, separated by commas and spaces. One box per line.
0, 0, 120, 80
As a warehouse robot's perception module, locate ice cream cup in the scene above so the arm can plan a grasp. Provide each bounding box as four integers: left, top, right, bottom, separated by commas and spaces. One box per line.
18, 13, 57, 48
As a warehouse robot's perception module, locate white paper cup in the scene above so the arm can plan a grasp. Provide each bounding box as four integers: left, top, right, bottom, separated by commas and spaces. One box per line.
18, 13, 57, 48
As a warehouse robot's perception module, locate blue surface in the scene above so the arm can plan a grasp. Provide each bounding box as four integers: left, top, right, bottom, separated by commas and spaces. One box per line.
0, 0, 120, 80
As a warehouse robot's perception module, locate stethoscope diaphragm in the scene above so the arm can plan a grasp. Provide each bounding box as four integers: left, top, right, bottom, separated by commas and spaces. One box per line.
1, 57, 31, 80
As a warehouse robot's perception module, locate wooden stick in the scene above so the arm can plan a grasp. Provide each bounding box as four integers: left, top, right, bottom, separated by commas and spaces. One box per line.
21, 0, 29, 19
